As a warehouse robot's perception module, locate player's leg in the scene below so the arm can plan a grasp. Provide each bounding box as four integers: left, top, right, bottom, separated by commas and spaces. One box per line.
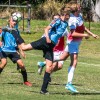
40, 59, 53, 94
65, 42, 79, 93
9, 52, 32, 86
40, 48, 55, 94
37, 61, 46, 75
65, 53, 79, 93
54, 46, 69, 61
51, 61, 64, 72
51, 51, 65, 72
16, 63, 21, 72
0, 52, 7, 74
21, 43, 33, 51
0, 58, 7, 73
21, 37, 45, 51
17, 59, 32, 86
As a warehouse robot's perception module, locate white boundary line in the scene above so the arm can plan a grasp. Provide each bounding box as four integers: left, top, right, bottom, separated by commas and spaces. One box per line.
75, 86, 100, 93
25, 52, 100, 67
26, 52, 100, 93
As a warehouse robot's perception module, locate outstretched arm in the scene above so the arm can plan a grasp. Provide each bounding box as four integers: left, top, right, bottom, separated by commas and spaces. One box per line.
71, 30, 90, 38
85, 27, 99, 39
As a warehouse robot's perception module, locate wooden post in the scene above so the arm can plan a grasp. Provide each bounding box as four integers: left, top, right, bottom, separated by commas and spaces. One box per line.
27, 4, 31, 33
22, 8, 24, 32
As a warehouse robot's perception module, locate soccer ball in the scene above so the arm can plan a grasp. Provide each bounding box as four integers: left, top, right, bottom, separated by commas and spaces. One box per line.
12, 12, 22, 22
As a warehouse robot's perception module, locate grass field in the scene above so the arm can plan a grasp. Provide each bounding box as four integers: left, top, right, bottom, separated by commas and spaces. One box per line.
0, 20, 100, 100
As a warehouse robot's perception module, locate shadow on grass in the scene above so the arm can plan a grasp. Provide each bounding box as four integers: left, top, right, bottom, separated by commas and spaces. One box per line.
11, 71, 35, 73
49, 83, 82, 87
2, 81, 100, 96
0, 82, 39, 87
30, 90, 100, 95
49, 83, 100, 95
70, 92, 100, 95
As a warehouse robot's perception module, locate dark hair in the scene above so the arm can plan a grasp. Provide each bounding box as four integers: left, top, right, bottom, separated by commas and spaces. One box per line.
60, 10, 70, 16
52, 13, 60, 19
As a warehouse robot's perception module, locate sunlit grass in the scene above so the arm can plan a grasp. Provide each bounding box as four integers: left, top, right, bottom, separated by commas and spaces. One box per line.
0, 21, 100, 100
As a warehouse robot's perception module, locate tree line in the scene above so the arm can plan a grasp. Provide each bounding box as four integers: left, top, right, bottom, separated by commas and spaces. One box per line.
0, 0, 71, 5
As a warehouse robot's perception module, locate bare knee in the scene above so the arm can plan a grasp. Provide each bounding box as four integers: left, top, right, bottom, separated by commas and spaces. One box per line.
58, 64, 63, 70
17, 59, 25, 70
0, 58, 7, 68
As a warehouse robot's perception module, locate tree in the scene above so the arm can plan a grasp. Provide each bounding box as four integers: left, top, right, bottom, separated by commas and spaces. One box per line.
81, 0, 100, 22
92, 0, 100, 22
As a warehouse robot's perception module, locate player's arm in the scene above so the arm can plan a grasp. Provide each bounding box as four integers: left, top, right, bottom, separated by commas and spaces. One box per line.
17, 44, 26, 58
44, 18, 61, 43
85, 27, 99, 39
0, 28, 3, 46
0, 41, 2, 47
44, 25, 52, 43
71, 29, 89, 38
68, 19, 89, 38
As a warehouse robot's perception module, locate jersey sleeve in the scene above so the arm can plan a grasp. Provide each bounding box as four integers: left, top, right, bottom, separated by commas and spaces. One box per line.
68, 17, 77, 30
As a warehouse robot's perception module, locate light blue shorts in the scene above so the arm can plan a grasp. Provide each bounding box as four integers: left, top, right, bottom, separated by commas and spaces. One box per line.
65, 41, 81, 54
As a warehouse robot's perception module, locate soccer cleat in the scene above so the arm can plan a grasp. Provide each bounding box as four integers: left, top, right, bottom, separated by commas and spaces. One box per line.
37, 62, 45, 75
65, 83, 79, 93
24, 81, 32, 87
40, 90, 49, 95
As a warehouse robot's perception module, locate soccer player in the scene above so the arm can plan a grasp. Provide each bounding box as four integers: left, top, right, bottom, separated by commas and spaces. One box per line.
37, 14, 69, 75
0, 13, 32, 87
54, 4, 99, 93
37, 29, 69, 75
2, 12, 26, 72
21, 11, 70, 94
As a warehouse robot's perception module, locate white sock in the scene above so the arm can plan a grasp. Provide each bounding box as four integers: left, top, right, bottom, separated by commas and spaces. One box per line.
67, 66, 75, 84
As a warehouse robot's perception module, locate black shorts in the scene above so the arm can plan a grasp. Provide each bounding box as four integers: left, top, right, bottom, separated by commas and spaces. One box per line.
0, 52, 4, 59
30, 37, 55, 61
0, 51, 21, 63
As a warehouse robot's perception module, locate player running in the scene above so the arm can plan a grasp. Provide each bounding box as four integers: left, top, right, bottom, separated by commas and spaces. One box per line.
54, 4, 99, 93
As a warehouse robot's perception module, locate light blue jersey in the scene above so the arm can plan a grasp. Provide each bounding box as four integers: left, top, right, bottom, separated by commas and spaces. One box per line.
0, 34, 2, 52
0, 24, 20, 52
0, 31, 17, 52
49, 18, 68, 44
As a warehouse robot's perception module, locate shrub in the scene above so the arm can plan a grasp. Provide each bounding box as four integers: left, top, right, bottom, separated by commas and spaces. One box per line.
31, 0, 64, 20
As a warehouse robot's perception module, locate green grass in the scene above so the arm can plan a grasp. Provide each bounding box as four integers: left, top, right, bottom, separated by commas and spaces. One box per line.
0, 20, 100, 100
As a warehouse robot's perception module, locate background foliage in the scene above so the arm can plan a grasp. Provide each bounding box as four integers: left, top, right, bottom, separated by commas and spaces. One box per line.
0, 0, 98, 21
